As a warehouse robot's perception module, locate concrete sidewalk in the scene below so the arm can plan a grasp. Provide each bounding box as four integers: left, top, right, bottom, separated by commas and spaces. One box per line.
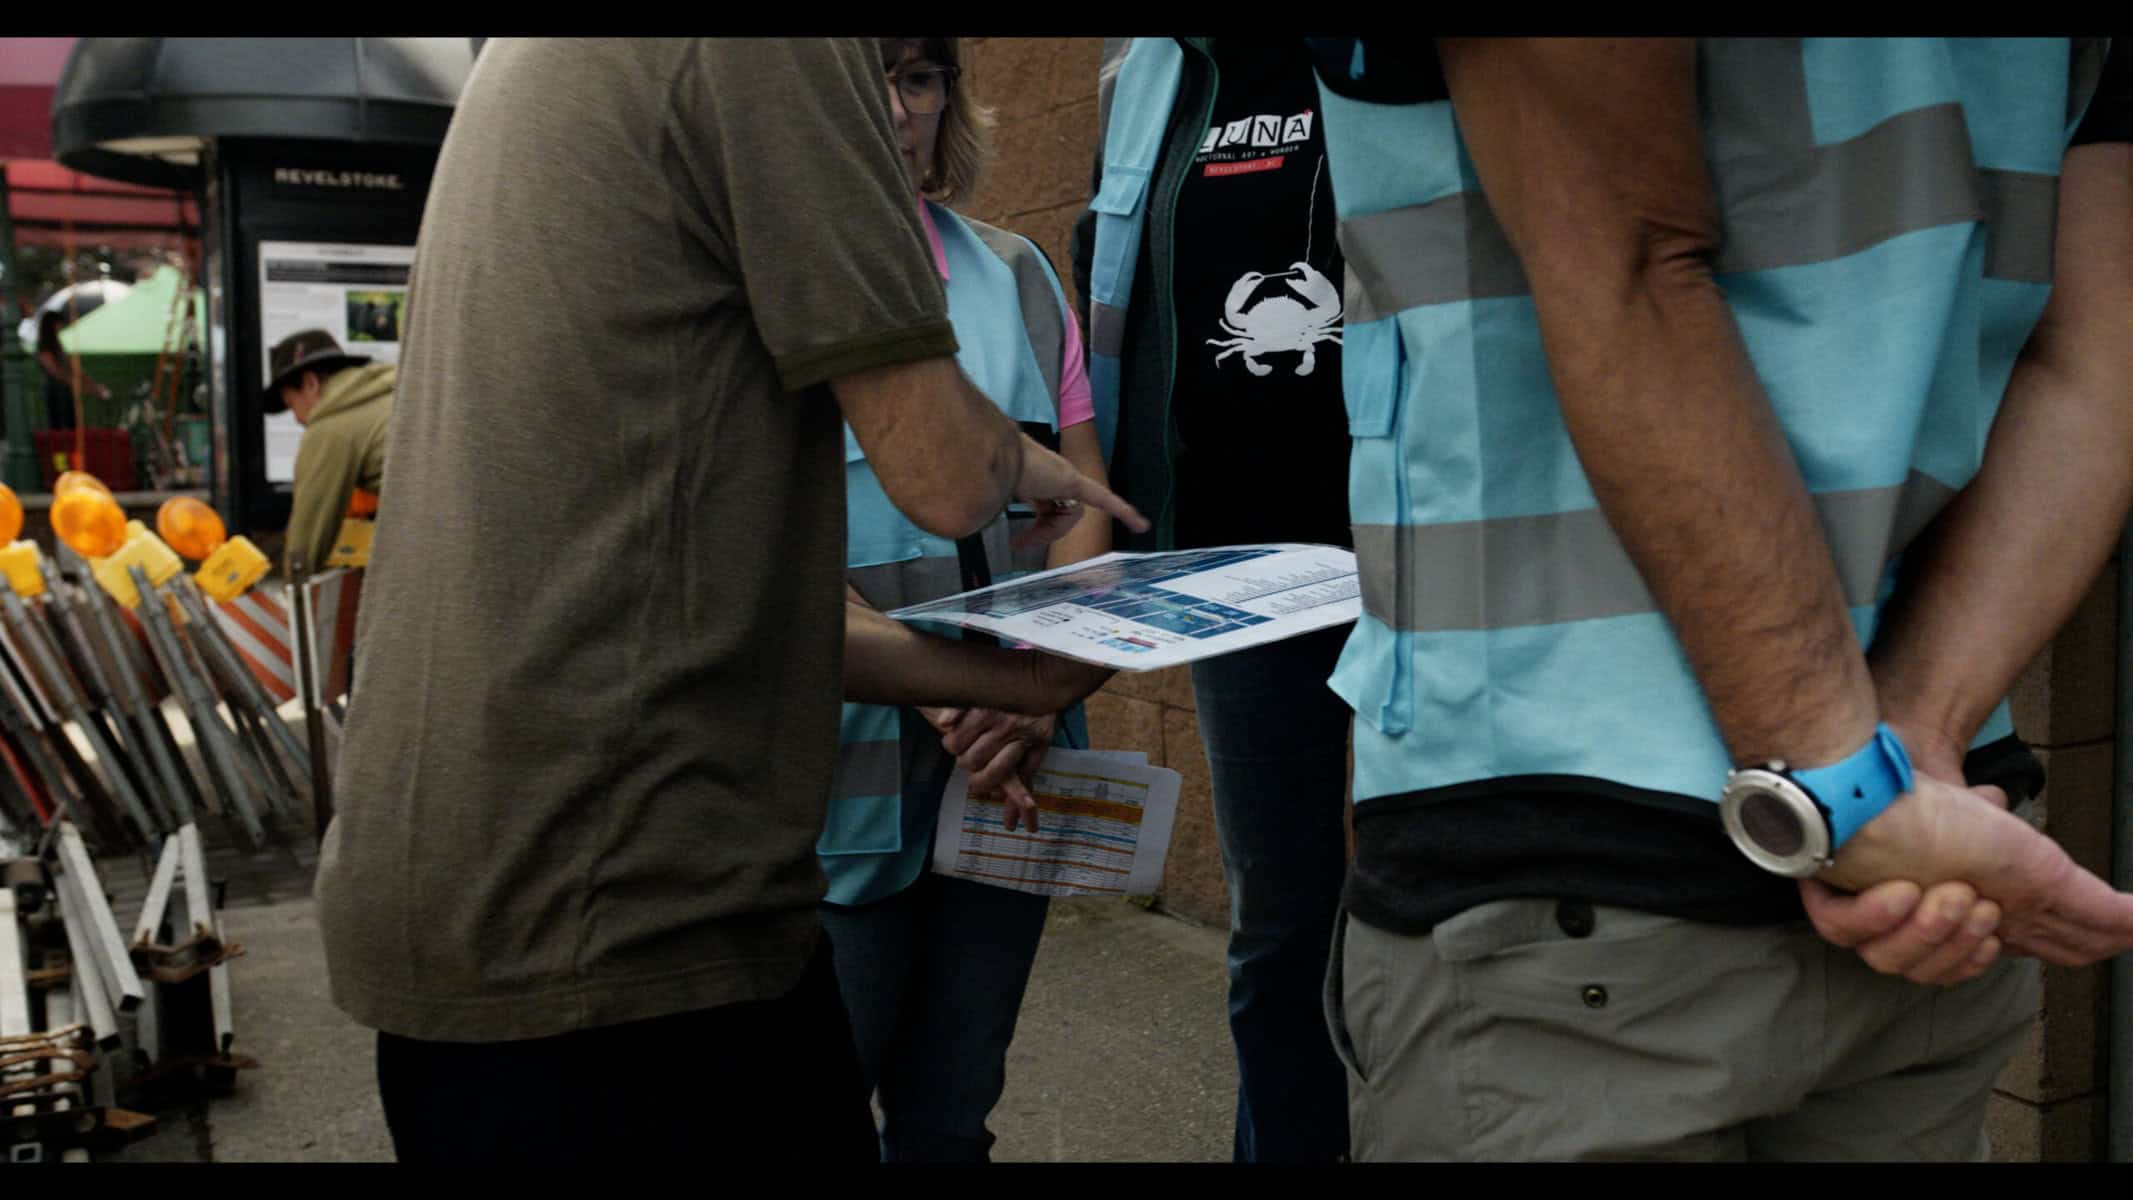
55, 691, 1241, 1163
98, 886, 1238, 1163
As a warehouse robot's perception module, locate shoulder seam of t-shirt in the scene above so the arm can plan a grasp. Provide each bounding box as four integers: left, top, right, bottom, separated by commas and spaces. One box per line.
656, 39, 959, 395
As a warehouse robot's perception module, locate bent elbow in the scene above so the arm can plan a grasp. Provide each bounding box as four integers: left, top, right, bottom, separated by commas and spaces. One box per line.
1628, 210, 1721, 290
901, 490, 996, 541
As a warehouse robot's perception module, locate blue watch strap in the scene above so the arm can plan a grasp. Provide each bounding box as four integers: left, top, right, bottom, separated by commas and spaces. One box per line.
1791, 724, 1915, 849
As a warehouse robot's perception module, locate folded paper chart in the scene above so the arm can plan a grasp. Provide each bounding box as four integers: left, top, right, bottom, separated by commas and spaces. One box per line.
931, 749, 1180, 898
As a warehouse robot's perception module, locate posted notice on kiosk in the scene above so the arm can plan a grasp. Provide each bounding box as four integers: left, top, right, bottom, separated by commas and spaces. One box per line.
257, 240, 414, 484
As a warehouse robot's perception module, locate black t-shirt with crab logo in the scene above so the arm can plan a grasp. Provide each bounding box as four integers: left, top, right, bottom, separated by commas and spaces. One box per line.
1169, 38, 1351, 551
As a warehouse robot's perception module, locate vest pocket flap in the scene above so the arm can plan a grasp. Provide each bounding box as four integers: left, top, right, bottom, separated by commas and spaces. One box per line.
816, 790, 903, 857
1330, 618, 1412, 738
1089, 165, 1152, 216
1342, 316, 1404, 438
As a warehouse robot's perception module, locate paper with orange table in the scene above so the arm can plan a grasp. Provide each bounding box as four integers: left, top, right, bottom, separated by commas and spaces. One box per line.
931, 749, 1181, 899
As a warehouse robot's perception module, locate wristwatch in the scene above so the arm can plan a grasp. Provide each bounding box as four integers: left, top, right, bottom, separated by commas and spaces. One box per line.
1719, 724, 1915, 878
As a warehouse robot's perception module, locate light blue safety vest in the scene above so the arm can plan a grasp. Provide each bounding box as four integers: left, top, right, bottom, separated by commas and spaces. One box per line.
1082, 37, 1187, 464
1313, 37, 2110, 809
819, 201, 1095, 906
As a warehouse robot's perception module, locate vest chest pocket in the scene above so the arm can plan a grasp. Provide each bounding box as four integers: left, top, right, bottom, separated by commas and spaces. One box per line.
1088, 166, 1151, 307
1089, 163, 1151, 218
1333, 314, 1415, 739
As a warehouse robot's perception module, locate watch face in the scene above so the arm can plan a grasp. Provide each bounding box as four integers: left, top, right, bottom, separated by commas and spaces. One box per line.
1739, 788, 1806, 855
1722, 769, 1831, 878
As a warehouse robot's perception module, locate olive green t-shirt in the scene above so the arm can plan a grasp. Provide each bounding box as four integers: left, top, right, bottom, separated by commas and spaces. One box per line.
314, 37, 957, 1043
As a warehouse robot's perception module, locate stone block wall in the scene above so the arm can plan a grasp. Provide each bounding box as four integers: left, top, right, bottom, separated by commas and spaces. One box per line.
1991, 562, 2121, 1161
958, 38, 1104, 319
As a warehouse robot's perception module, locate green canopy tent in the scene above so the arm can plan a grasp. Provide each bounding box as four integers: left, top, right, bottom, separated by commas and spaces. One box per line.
56, 262, 202, 356
48, 263, 208, 486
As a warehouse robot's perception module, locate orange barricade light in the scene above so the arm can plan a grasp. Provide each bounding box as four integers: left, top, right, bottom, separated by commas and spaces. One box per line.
157, 496, 228, 561
51, 488, 126, 559
0, 484, 21, 547
53, 470, 111, 499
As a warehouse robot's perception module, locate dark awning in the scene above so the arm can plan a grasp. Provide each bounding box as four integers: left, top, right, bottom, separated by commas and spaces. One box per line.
51, 38, 477, 190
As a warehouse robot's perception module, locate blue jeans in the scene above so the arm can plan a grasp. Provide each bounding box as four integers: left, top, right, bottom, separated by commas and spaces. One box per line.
819, 871, 1049, 1162
1190, 625, 1354, 1163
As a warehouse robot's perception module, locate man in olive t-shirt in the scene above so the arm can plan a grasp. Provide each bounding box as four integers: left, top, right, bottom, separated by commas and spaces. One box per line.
313, 38, 1139, 1165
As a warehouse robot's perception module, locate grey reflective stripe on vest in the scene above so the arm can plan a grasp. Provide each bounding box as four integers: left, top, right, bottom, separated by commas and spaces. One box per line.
1712, 104, 1985, 274
965, 217, 1066, 404
834, 738, 902, 801
1340, 42, 2066, 323
1978, 169, 2059, 284
1090, 301, 1128, 357
849, 554, 964, 612
1354, 471, 1958, 632
1339, 192, 1528, 323
848, 511, 1035, 610
963, 216, 1070, 577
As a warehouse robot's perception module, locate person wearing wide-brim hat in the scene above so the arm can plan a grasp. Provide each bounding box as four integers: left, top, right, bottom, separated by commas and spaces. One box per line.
266, 328, 396, 580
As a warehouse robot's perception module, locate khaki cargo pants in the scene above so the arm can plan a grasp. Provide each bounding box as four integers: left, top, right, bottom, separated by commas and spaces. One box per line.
1325, 899, 2039, 1161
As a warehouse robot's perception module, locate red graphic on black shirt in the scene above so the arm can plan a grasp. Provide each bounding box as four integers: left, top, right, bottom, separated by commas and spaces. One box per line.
1205, 156, 1286, 178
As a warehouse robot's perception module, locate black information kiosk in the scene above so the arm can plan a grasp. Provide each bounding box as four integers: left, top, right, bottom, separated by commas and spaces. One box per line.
50, 38, 475, 538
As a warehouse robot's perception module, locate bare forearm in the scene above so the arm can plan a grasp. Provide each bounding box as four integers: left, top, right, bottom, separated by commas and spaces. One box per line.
1870, 143, 2133, 754
844, 603, 1112, 712
1441, 38, 1877, 768
1871, 365, 2133, 750
1551, 264, 1876, 766
832, 356, 1022, 539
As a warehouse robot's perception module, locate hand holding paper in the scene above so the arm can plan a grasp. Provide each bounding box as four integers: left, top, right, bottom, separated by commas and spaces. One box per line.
923, 706, 1058, 832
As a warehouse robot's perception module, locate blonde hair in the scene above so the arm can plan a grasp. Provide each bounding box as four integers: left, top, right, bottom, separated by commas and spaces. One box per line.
879, 37, 994, 206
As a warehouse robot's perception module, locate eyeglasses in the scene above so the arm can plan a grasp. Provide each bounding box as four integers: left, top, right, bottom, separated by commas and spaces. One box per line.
887, 65, 959, 116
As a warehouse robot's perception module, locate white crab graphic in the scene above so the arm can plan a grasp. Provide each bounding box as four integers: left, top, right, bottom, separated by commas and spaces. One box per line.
1206, 261, 1344, 377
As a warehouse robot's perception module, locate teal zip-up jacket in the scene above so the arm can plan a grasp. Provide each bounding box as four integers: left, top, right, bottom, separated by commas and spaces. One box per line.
1069, 37, 1214, 553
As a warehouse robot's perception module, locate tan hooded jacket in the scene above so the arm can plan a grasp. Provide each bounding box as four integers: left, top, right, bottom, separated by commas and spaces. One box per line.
286, 362, 394, 577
